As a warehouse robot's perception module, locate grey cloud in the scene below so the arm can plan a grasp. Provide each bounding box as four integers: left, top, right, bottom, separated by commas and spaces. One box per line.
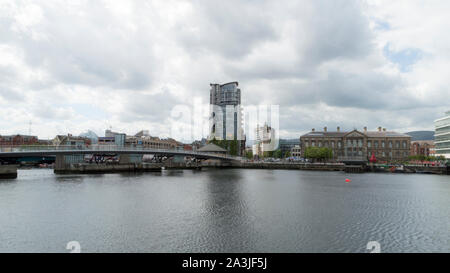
175, 0, 278, 59
0, 1, 447, 139
119, 90, 183, 123
1, 1, 156, 90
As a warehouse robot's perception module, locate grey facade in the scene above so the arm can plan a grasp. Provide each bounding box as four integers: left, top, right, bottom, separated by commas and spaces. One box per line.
209, 82, 244, 155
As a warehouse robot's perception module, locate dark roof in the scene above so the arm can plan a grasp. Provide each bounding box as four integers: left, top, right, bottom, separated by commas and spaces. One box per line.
405, 131, 434, 141
301, 130, 411, 138
197, 143, 227, 152
301, 131, 346, 137
365, 131, 411, 138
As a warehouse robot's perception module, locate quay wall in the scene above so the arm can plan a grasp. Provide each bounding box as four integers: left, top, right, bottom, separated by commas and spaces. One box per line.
0, 165, 18, 179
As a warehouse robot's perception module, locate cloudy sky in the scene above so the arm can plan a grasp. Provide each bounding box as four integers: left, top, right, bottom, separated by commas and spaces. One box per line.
1, 0, 449, 142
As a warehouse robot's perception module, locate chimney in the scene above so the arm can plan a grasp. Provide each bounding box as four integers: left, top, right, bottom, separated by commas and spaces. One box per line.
364, 126, 367, 132
324, 126, 327, 132
383, 128, 386, 132
337, 126, 340, 132
312, 128, 315, 132
378, 127, 382, 132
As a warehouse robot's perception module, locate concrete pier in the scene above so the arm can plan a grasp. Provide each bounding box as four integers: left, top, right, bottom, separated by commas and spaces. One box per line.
0, 165, 18, 179
236, 162, 344, 171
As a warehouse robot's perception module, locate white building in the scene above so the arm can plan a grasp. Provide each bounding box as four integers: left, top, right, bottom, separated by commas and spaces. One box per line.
434, 110, 450, 159
252, 123, 277, 157
290, 145, 301, 158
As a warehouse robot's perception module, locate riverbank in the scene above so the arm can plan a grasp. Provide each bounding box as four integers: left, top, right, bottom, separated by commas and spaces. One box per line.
4, 161, 449, 178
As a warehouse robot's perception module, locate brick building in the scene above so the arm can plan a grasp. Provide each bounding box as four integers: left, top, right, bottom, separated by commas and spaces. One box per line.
0, 134, 38, 147
300, 127, 411, 162
410, 140, 435, 157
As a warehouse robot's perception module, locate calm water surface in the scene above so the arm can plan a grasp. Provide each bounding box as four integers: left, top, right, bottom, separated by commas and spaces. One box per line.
0, 168, 449, 253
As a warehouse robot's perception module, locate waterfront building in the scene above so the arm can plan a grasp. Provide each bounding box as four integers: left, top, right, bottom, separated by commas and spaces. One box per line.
197, 143, 227, 155
79, 130, 99, 144
125, 131, 182, 150
290, 145, 301, 158
279, 139, 300, 157
434, 111, 450, 159
52, 134, 91, 148
300, 126, 411, 162
208, 82, 245, 155
191, 138, 207, 151
104, 129, 126, 146
0, 134, 38, 147
252, 123, 277, 157
410, 140, 435, 157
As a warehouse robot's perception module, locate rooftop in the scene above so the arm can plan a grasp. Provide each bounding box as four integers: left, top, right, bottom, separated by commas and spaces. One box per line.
197, 143, 227, 152
301, 129, 411, 138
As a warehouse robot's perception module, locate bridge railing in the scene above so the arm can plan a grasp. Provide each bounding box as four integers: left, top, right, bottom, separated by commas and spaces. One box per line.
0, 145, 242, 160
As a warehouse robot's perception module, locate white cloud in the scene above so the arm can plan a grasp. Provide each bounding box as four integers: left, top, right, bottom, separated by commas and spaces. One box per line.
0, 0, 449, 141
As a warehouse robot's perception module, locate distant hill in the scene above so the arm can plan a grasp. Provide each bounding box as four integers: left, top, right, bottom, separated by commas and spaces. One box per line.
405, 131, 434, 141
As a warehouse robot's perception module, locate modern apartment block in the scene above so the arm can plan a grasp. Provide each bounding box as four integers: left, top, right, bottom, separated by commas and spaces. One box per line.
252, 123, 276, 157
300, 126, 411, 162
434, 111, 450, 158
209, 82, 245, 155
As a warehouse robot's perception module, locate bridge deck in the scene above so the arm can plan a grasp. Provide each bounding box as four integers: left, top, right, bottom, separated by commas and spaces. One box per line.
0, 146, 241, 161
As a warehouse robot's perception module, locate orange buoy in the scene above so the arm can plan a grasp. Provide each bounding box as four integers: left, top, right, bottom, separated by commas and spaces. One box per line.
345, 178, 351, 183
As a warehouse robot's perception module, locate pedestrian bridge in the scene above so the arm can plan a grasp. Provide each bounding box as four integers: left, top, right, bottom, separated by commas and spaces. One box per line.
0, 145, 242, 161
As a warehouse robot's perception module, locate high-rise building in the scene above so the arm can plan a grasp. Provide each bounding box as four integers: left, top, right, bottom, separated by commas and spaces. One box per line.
434, 111, 450, 159
209, 82, 245, 155
252, 123, 277, 157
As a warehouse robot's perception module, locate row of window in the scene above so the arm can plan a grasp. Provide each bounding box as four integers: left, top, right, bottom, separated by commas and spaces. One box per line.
303, 139, 408, 149
434, 118, 450, 128
368, 151, 408, 157
435, 126, 450, 136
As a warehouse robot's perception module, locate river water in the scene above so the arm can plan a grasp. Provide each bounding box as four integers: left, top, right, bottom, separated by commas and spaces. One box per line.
0, 168, 449, 253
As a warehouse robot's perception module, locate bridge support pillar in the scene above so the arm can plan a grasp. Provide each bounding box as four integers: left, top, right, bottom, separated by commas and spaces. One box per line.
0, 165, 18, 179
54, 155, 84, 173
119, 154, 142, 164
172, 155, 185, 163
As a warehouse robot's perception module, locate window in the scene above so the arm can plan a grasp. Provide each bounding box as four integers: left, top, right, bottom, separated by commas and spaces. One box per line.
396, 141, 400, 149
375, 141, 379, 148
382, 141, 385, 148
331, 141, 335, 148
389, 141, 392, 148
368, 141, 372, 148
338, 141, 342, 148
402, 141, 407, 149
358, 139, 363, 147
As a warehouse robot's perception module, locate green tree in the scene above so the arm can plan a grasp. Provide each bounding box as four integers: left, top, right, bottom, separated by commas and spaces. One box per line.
208, 138, 240, 156
304, 147, 332, 162
273, 149, 282, 158
245, 150, 253, 159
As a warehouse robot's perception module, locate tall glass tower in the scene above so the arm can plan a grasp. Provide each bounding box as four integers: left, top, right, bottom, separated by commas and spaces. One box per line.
209, 82, 244, 153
